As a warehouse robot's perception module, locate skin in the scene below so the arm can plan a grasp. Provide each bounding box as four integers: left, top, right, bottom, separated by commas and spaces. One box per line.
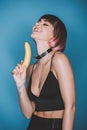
12, 19, 75, 130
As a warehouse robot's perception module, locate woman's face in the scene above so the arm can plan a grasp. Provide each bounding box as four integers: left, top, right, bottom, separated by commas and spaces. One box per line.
31, 19, 54, 42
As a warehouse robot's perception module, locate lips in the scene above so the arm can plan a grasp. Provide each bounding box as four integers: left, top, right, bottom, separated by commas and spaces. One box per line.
34, 28, 39, 32
33, 26, 41, 33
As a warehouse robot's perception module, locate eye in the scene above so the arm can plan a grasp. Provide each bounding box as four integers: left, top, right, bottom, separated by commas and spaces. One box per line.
43, 23, 48, 26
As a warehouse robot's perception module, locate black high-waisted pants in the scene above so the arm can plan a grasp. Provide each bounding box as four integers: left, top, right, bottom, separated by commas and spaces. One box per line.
27, 114, 63, 130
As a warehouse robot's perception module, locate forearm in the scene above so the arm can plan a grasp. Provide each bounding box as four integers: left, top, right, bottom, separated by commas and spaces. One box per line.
62, 106, 75, 130
18, 85, 34, 118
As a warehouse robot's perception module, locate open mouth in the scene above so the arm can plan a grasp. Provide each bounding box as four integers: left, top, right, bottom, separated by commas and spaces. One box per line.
33, 26, 41, 33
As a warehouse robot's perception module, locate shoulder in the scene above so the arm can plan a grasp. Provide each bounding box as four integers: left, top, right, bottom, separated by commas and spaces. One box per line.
51, 52, 74, 80
52, 52, 69, 65
52, 51, 71, 71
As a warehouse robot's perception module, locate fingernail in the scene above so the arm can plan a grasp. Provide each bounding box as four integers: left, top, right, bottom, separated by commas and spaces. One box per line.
11, 71, 15, 75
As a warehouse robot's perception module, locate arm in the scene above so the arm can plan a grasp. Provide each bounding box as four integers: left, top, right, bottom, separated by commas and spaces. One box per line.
12, 64, 35, 119
53, 52, 76, 130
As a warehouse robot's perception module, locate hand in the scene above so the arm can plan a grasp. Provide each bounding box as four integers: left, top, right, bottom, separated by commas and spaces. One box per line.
12, 63, 27, 92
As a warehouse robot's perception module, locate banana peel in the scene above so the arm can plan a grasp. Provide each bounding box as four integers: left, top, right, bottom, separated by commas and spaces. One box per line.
12, 42, 31, 74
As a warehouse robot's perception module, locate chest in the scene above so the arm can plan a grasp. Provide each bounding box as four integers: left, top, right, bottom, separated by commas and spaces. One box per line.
29, 70, 61, 98
39, 71, 61, 98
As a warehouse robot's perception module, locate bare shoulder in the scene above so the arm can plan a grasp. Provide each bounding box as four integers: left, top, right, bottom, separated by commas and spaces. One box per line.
52, 52, 73, 79
52, 52, 70, 66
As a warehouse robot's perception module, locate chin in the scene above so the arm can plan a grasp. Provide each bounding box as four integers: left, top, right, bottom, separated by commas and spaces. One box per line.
31, 35, 35, 40
31, 33, 37, 38
31, 34, 41, 41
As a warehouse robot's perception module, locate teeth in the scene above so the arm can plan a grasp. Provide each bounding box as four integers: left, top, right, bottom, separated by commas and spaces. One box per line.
35, 29, 38, 32
33, 26, 40, 32
35, 28, 38, 32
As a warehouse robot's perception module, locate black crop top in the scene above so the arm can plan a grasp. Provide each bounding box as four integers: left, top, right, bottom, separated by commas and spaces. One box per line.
27, 66, 64, 112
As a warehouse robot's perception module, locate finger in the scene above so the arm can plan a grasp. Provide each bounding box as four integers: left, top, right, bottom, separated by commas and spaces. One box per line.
12, 63, 22, 75
15, 65, 21, 72
12, 69, 17, 75
11, 71, 15, 75
20, 60, 23, 64
16, 64, 24, 73
12, 65, 20, 75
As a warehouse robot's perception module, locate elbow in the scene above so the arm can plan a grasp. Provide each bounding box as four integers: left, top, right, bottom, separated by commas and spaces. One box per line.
25, 115, 31, 119
22, 108, 33, 119
71, 105, 75, 113
65, 103, 76, 113
24, 112, 32, 119
22, 102, 35, 119
70, 103, 75, 111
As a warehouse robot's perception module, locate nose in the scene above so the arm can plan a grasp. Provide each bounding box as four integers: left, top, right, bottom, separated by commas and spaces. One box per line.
35, 22, 40, 27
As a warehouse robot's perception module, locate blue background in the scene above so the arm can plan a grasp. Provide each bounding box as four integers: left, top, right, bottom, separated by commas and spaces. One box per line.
0, 0, 87, 130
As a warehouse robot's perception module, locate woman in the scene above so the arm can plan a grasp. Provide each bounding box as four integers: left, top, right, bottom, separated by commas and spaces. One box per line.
12, 14, 76, 130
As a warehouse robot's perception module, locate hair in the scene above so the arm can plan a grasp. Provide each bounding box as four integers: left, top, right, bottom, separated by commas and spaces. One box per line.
38, 14, 67, 52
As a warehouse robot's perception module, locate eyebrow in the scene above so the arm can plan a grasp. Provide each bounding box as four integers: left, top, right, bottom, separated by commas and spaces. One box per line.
38, 19, 53, 27
39, 19, 48, 22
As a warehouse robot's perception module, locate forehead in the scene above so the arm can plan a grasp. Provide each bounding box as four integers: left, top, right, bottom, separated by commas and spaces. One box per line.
38, 18, 50, 23
38, 17, 58, 28
38, 19, 54, 27
38, 19, 54, 29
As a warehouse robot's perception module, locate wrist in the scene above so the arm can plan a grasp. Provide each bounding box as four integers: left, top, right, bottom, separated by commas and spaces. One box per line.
17, 84, 25, 93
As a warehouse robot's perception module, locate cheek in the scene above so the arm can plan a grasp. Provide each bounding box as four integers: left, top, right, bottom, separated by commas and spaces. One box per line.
44, 30, 53, 39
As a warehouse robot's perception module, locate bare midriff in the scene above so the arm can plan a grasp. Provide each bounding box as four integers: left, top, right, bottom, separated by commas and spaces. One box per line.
34, 110, 64, 118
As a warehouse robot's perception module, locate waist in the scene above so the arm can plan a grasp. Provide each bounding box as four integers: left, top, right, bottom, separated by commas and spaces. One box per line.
34, 110, 64, 119
28, 114, 63, 130
34, 97, 64, 111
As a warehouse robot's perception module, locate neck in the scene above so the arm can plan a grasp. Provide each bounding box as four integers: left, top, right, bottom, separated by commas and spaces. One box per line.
34, 41, 53, 62
35, 48, 52, 60
36, 40, 51, 55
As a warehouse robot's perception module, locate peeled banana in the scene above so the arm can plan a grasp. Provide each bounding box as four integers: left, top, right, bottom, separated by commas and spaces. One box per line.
22, 42, 31, 68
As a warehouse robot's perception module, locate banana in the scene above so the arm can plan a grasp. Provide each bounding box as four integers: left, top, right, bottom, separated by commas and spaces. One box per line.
12, 42, 31, 75
22, 42, 31, 68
